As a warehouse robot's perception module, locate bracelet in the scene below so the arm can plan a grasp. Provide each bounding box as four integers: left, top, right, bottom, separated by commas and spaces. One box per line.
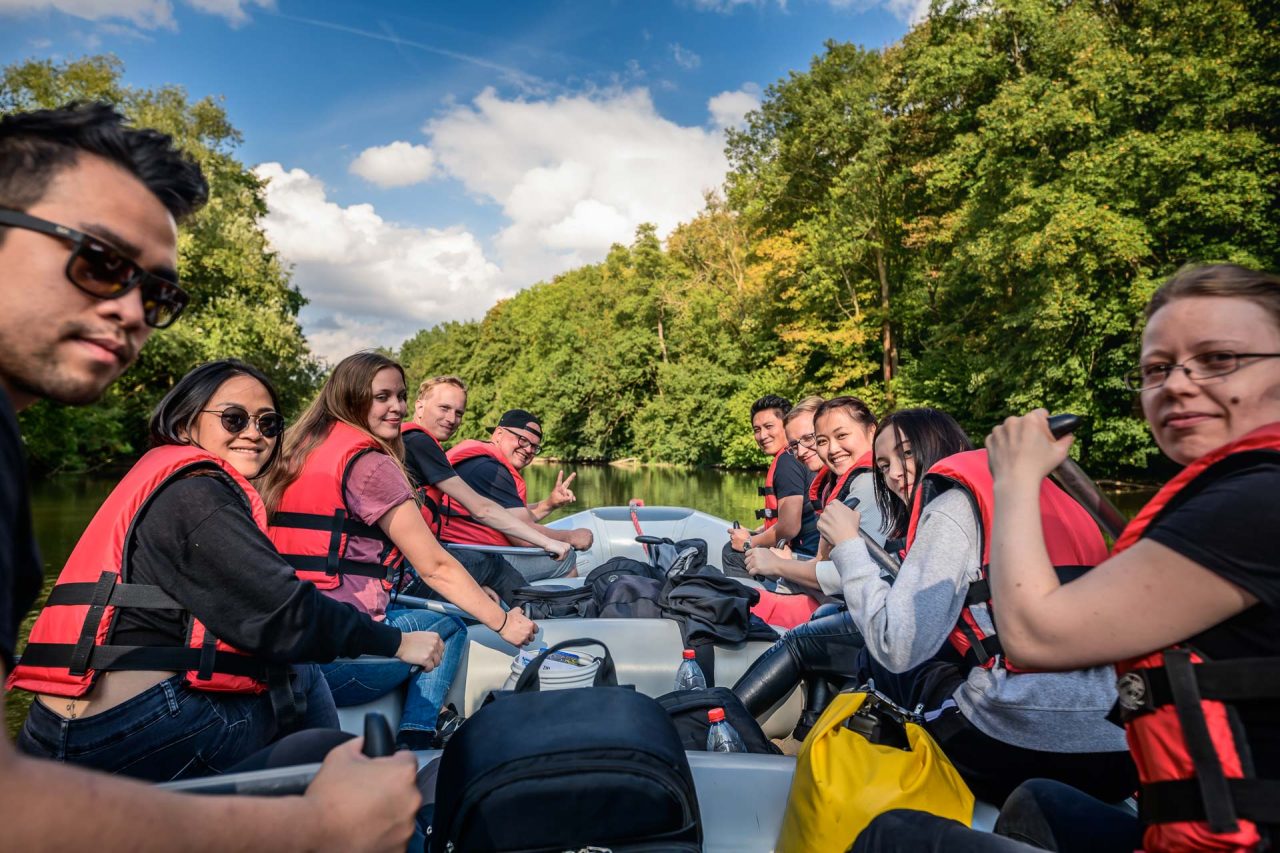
496, 611, 509, 633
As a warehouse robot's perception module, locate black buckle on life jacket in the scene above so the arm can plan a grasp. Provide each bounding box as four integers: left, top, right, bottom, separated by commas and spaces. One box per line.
757, 486, 775, 497
755, 508, 777, 520
266, 665, 305, 730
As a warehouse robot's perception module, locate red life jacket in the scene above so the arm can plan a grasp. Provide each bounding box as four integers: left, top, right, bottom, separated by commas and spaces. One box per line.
1110, 423, 1280, 852
809, 452, 873, 514
267, 422, 403, 591
400, 421, 443, 533
437, 440, 528, 547
7, 445, 270, 698
904, 448, 1108, 672
755, 450, 785, 528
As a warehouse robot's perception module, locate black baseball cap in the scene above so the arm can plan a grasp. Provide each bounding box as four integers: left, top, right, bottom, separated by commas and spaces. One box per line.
489, 409, 542, 439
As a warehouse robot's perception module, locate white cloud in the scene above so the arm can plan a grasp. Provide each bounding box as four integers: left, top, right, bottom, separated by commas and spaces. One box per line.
253, 162, 502, 360
349, 141, 437, 188
0, 0, 271, 27
183, 0, 271, 26
708, 86, 760, 130
425, 86, 730, 288
881, 0, 931, 23
0, 0, 173, 27
669, 42, 702, 70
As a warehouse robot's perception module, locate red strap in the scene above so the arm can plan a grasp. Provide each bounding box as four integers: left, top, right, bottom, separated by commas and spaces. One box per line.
629, 499, 647, 557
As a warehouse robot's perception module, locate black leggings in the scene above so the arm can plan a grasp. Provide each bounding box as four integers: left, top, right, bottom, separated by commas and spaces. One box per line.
851, 779, 1142, 852
733, 609, 1138, 804
402, 547, 527, 604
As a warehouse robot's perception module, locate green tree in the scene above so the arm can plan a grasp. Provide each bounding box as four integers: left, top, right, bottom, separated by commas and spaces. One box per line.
3, 56, 319, 471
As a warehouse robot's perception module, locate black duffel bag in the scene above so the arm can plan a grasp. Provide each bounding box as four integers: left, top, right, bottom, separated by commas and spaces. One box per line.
657, 686, 782, 755
507, 585, 596, 620
430, 645, 702, 852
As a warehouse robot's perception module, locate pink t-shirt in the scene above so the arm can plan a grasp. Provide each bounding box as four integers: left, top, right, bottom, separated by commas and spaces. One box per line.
322, 450, 414, 622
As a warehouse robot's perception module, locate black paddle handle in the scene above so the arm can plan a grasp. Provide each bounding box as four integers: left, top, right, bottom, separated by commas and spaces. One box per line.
1044, 413, 1128, 540
362, 712, 396, 757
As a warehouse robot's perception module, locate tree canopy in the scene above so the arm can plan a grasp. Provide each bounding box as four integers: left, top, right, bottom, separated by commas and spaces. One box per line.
402, 0, 1278, 475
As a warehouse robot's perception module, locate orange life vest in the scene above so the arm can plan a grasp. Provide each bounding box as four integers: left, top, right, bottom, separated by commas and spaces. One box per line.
755, 450, 786, 528
808, 452, 873, 514
436, 440, 527, 547
267, 422, 403, 591
904, 448, 1108, 672
7, 446, 270, 697
400, 421, 443, 533
1111, 423, 1280, 852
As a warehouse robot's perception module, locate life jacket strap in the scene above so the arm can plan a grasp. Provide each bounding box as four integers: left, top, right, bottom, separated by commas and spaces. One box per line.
757, 486, 776, 497
278, 554, 390, 581
269, 510, 389, 543
1141, 778, 1280, 827
755, 508, 777, 520
1164, 648, 1240, 833
19, 642, 269, 679
1116, 657, 1280, 720
45, 580, 182, 610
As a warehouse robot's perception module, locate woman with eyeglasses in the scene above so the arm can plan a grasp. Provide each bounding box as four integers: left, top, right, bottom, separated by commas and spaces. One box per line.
854, 264, 1280, 853
9, 360, 448, 780
260, 352, 537, 751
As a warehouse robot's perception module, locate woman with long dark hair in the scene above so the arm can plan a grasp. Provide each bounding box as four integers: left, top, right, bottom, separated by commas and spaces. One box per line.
9, 360, 446, 780
733, 407, 974, 741
260, 352, 537, 750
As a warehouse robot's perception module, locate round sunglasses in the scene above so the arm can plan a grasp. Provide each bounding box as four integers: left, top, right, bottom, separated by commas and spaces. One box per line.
0, 208, 190, 328
201, 407, 286, 438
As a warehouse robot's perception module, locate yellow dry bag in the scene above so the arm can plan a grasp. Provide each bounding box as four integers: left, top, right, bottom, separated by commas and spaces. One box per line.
776, 690, 974, 853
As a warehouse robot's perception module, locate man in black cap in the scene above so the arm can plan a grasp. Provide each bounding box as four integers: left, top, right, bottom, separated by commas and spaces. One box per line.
437, 409, 593, 579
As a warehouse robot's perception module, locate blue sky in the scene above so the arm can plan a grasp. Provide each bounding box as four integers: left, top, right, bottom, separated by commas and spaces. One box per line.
1, 0, 915, 359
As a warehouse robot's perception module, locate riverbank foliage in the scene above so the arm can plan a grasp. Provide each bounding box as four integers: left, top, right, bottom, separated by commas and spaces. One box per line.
3, 56, 320, 473
400, 0, 1278, 473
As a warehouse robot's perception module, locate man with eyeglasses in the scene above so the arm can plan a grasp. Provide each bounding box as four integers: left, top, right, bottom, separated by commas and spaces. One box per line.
0, 104, 419, 852
437, 409, 593, 580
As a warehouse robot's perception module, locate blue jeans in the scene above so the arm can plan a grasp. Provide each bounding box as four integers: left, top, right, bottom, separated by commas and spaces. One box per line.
17, 663, 337, 782
320, 606, 467, 735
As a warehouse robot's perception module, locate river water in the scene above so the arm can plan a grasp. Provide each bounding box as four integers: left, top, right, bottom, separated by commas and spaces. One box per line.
7, 462, 1154, 736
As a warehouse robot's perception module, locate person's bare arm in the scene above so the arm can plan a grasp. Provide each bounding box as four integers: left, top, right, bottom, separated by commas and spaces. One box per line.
986, 411, 1256, 670
748, 494, 803, 549
745, 546, 821, 587
501, 504, 593, 552
380, 500, 537, 645
434, 475, 570, 558
0, 667, 419, 853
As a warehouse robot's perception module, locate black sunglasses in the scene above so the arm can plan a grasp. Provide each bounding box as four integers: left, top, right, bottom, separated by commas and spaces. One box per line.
202, 407, 286, 438
0, 208, 190, 329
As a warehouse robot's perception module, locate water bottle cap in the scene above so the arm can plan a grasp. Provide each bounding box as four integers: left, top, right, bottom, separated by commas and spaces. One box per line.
707, 708, 725, 723
682, 649, 696, 660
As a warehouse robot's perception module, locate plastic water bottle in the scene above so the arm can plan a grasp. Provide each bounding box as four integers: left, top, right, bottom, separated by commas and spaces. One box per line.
674, 649, 707, 691
706, 708, 747, 753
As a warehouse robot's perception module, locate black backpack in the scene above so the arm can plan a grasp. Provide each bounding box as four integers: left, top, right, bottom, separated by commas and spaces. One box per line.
657, 686, 782, 755
507, 585, 596, 620
430, 641, 702, 852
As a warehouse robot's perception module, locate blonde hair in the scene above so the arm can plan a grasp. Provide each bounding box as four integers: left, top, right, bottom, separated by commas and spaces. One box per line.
260, 351, 416, 511
783, 395, 826, 426
416, 374, 468, 402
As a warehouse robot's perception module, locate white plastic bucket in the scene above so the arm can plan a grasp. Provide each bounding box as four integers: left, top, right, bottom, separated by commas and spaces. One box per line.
502, 646, 601, 691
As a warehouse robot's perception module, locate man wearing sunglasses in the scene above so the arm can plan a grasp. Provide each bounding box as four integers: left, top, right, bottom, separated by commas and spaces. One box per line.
0, 104, 420, 851
438, 409, 595, 580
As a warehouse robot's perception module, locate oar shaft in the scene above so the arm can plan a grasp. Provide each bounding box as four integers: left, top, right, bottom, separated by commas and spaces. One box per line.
1050, 459, 1128, 541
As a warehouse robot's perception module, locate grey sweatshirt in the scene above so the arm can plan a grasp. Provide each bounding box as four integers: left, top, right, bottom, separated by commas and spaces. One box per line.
830, 488, 1127, 754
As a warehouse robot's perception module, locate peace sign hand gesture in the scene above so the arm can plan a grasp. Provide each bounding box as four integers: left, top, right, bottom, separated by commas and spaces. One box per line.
548, 470, 578, 508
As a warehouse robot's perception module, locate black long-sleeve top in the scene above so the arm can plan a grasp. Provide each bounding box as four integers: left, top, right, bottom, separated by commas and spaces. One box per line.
112, 472, 401, 662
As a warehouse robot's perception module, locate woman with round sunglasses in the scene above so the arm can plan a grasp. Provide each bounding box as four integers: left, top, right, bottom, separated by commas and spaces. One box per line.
260, 352, 537, 751
853, 264, 1280, 853
9, 360, 448, 781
